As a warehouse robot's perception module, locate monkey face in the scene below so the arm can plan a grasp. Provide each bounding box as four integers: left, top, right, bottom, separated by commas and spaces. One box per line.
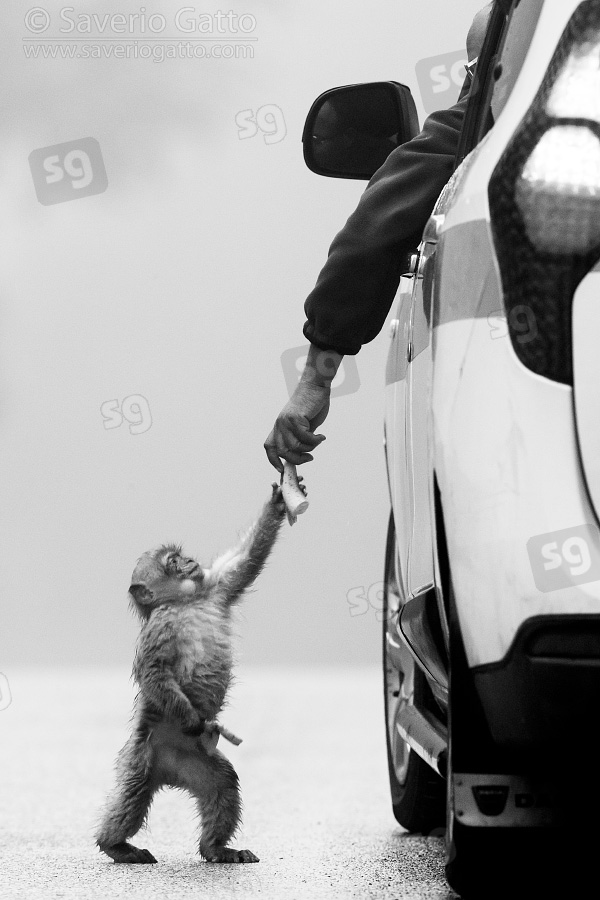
163, 548, 202, 579
129, 544, 204, 615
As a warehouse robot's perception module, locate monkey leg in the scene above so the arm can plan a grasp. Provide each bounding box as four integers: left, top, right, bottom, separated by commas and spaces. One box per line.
95, 733, 159, 864
166, 745, 258, 863
196, 752, 258, 863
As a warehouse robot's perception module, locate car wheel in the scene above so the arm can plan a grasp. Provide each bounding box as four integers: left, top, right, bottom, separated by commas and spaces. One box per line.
383, 512, 445, 833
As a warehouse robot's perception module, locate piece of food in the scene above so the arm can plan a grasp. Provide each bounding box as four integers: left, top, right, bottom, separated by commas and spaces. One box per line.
281, 462, 309, 525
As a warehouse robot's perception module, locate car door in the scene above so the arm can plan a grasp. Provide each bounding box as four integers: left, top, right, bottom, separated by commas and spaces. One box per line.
384, 268, 416, 598
404, 0, 524, 602
405, 222, 440, 599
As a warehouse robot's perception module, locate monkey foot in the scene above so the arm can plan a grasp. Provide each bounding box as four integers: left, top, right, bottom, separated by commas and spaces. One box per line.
101, 841, 157, 864
205, 848, 259, 863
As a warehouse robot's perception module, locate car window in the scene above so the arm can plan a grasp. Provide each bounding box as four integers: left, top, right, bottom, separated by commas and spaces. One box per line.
455, 0, 544, 166
490, 0, 544, 121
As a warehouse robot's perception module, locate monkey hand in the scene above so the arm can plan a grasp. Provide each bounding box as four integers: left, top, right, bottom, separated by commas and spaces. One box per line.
270, 483, 286, 516
197, 720, 220, 756
197, 721, 242, 756
181, 716, 206, 738
271, 477, 306, 518
277, 466, 308, 526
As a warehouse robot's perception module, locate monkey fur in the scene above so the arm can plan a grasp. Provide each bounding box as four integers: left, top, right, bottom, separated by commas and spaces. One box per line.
95, 482, 292, 865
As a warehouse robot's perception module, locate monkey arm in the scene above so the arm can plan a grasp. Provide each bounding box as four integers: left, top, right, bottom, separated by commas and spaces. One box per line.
135, 663, 202, 732
206, 494, 284, 602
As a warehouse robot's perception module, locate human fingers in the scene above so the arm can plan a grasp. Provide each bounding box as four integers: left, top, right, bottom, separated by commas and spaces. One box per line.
274, 429, 314, 465
264, 429, 284, 473
278, 416, 325, 451
285, 416, 326, 449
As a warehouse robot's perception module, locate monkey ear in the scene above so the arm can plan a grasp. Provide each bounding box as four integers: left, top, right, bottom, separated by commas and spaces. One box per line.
129, 583, 154, 605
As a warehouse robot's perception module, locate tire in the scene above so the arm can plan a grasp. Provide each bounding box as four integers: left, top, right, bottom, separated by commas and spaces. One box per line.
383, 512, 445, 833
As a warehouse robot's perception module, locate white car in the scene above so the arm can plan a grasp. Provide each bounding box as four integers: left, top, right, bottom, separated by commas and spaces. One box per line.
303, 1, 600, 895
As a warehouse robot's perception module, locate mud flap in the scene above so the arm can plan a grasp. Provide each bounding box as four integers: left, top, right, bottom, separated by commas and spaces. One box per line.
445, 585, 600, 897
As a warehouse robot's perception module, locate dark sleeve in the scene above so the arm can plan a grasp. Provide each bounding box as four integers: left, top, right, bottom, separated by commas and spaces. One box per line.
302, 94, 468, 356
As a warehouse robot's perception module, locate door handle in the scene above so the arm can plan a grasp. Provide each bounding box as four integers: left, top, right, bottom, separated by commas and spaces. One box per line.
422, 214, 445, 245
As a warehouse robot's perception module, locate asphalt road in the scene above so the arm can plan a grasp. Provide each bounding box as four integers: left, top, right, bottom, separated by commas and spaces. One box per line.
0, 667, 457, 900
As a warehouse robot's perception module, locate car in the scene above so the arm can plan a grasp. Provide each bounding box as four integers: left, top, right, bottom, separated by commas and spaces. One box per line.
302, 0, 600, 895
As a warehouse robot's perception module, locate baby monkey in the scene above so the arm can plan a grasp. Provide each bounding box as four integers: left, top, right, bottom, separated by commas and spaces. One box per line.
96, 481, 297, 865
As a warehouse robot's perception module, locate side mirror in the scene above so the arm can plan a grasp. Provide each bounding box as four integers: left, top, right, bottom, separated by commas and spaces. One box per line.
302, 81, 420, 181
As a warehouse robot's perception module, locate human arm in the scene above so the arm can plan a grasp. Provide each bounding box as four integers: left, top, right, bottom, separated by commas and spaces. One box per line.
264, 343, 342, 472
301, 0, 498, 357
303, 96, 469, 356
264, 99, 468, 472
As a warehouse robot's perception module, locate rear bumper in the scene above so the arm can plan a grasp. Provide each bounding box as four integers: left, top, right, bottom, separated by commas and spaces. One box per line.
474, 613, 600, 755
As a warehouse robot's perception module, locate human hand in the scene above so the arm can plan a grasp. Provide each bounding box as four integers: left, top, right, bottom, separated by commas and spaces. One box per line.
264, 380, 330, 473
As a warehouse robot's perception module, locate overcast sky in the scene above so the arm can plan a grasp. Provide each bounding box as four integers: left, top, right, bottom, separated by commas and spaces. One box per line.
0, 0, 485, 667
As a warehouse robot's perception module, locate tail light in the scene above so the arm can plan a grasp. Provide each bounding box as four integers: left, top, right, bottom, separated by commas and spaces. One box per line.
517, 125, 600, 255
489, 0, 600, 384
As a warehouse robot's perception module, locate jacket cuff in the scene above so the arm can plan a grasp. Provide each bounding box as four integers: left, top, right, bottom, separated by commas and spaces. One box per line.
302, 322, 359, 356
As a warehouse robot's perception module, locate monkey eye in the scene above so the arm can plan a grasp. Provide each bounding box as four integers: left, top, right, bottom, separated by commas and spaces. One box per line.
166, 555, 181, 574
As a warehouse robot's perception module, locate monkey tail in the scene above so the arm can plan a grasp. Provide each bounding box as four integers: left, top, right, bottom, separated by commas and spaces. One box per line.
198, 720, 242, 755
215, 722, 243, 746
